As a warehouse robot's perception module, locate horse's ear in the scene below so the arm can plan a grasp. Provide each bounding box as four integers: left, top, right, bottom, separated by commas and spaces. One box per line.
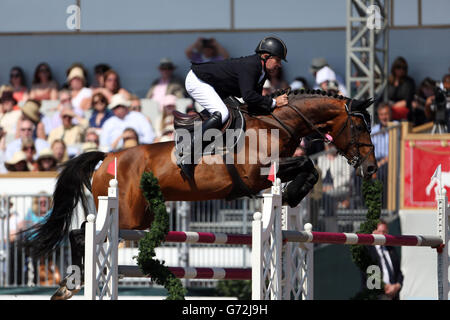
352, 98, 374, 111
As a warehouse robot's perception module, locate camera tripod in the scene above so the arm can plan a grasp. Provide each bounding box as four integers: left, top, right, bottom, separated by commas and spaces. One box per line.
431, 122, 447, 134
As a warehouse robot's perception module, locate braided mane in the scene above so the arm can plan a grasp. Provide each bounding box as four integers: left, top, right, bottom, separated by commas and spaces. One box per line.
271, 87, 374, 129
270, 88, 349, 101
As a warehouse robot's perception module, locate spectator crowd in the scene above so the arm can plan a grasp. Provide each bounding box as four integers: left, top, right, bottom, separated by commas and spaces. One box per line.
0, 37, 449, 178
0, 57, 192, 173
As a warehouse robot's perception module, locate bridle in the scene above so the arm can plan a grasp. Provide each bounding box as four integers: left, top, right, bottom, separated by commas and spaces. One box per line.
270, 99, 374, 169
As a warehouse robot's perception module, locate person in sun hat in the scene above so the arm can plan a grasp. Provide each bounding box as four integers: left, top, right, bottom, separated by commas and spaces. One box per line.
5, 150, 30, 172
36, 148, 58, 171
47, 106, 87, 151
309, 57, 329, 75
81, 141, 99, 154
99, 94, 155, 151
21, 99, 41, 123
146, 58, 186, 105
21, 138, 37, 171
67, 66, 92, 113
18, 99, 47, 140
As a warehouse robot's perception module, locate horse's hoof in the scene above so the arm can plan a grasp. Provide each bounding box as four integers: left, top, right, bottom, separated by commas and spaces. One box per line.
50, 285, 73, 300
50, 282, 81, 300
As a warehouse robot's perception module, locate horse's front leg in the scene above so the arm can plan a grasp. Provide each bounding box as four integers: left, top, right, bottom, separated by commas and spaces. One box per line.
50, 225, 85, 300
277, 156, 319, 208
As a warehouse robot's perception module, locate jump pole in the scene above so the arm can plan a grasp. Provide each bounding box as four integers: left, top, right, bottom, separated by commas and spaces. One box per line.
84, 174, 449, 300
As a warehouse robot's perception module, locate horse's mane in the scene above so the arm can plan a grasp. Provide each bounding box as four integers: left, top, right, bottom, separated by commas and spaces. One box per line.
270, 87, 348, 101
270, 87, 374, 128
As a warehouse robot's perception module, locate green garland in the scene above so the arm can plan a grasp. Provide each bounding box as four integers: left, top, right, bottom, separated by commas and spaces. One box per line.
350, 178, 385, 299
216, 280, 252, 300
136, 171, 187, 300
134, 173, 385, 300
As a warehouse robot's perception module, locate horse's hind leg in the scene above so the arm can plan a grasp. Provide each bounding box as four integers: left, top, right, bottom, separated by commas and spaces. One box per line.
50, 225, 85, 300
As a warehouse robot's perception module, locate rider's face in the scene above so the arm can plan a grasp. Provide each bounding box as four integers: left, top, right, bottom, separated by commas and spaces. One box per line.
265, 56, 282, 75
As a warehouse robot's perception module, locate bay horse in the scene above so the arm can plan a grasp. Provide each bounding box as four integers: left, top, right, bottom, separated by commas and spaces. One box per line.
25, 89, 377, 299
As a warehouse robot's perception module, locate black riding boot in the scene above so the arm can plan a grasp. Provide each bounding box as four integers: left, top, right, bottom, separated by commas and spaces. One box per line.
179, 111, 223, 180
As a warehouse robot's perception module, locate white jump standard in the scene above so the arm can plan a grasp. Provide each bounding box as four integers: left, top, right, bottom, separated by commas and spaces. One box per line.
83, 178, 449, 300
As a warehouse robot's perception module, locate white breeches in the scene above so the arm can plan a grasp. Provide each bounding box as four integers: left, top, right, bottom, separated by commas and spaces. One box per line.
185, 70, 229, 124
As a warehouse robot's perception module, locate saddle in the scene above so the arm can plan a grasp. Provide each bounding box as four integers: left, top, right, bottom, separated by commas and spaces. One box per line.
173, 97, 253, 198
173, 97, 246, 155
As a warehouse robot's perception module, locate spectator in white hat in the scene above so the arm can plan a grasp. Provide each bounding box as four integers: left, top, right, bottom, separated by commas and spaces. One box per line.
315, 66, 348, 96
316, 66, 337, 87
310, 58, 347, 96
99, 94, 155, 151
67, 66, 92, 113
289, 77, 309, 91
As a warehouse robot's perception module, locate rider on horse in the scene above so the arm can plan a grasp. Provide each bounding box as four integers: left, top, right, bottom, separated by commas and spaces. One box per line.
178, 36, 290, 179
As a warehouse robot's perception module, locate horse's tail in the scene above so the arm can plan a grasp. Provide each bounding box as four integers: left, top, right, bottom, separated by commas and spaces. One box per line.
22, 151, 106, 258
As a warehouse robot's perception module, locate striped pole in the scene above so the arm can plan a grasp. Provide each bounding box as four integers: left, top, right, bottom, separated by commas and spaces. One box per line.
166, 231, 252, 245
120, 229, 442, 247
282, 230, 443, 247
118, 265, 251, 280
119, 230, 252, 245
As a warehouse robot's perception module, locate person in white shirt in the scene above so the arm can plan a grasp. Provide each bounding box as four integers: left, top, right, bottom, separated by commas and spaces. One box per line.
100, 94, 155, 151
67, 66, 91, 114
0, 90, 21, 141
317, 144, 351, 226
5, 119, 49, 161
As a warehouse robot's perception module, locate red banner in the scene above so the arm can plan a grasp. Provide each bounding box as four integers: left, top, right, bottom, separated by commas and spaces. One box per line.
403, 140, 450, 208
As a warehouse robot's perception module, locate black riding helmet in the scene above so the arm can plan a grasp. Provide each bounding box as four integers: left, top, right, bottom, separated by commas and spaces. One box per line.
255, 36, 288, 62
